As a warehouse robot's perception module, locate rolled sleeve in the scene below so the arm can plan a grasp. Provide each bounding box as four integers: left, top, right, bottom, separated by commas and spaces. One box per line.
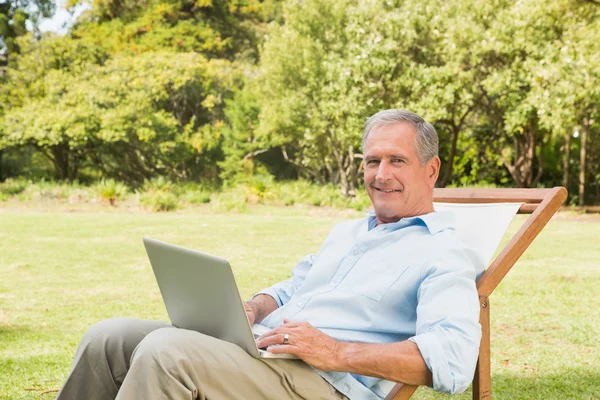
408, 246, 482, 394
255, 254, 315, 306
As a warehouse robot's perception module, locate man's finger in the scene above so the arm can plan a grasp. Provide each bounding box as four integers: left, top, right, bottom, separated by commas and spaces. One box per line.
256, 332, 292, 349
266, 344, 298, 354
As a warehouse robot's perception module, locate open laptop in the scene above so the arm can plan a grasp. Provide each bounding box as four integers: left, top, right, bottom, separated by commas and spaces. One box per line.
143, 237, 298, 359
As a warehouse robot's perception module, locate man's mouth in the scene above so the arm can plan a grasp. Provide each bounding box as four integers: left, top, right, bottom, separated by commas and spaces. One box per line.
373, 187, 402, 193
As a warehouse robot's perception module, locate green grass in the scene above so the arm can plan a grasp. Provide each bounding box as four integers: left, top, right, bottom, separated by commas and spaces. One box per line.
0, 208, 598, 399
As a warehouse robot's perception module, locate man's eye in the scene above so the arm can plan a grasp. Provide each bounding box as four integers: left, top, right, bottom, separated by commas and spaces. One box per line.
392, 159, 404, 163
367, 160, 379, 165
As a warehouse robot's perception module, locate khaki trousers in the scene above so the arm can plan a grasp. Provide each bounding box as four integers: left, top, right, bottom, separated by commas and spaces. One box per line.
56, 318, 348, 400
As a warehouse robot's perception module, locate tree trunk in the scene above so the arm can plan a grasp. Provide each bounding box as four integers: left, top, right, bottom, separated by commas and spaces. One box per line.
0, 150, 4, 181
525, 126, 535, 187
503, 130, 536, 188
347, 145, 357, 196
331, 144, 349, 196
563, 132, 571, 188
49, 144, 70, 180
439, 126, 459, 188
579, 120, 588, 206
532, 137, 544, 187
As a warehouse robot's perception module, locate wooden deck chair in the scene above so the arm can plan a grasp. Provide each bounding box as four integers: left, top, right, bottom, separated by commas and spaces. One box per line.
384, 187, 568, 400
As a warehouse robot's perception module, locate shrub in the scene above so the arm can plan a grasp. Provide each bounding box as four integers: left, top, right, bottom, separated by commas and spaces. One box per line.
244, 175, 275, 204
96, 179, 129, 206
210, 188, 248, 212
0, 178, 28, 196
184, 190, 212, 205
140, 191, 179, 212
142, 177, 179, 195
25, 180, 78, 200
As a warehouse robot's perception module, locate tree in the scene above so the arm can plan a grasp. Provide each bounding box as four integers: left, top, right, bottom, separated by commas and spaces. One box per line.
257, 0, 499, 193
0, 0, 54, 67
1, 45, 241, 183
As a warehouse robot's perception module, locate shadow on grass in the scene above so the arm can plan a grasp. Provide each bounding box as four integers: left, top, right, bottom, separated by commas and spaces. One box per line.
414, 368, 600, 399
0, 324, 33, 347
491, 369, 600, 399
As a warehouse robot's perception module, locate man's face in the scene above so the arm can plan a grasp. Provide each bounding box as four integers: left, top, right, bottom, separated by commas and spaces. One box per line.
363, 123, 440, 224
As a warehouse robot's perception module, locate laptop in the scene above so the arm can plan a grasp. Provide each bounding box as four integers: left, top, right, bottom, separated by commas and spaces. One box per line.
143, 237, 298, 359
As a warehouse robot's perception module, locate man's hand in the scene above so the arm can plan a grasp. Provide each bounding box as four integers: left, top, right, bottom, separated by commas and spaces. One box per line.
244, 301, 257, 325
256, 319, 342, 371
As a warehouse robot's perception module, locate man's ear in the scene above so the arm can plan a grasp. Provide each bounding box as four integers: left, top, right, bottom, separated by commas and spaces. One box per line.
427, 156, 441, 188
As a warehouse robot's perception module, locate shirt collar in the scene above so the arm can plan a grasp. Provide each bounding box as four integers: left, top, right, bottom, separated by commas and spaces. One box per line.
367, 209, 455, 234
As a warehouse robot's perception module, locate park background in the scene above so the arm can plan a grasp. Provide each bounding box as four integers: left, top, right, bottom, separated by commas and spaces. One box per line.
1, 0, 599, 399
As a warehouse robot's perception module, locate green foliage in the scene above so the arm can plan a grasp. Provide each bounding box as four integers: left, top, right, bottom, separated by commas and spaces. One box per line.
1, 0, 600, 204
140, 190, 179, 211
0, 0, 54, 67
243, 174, 275, 204
0, 177, 375, 211
183, 189, 212, 205
96, 179, 129, 205
2, 50, 240, 183
210, 188, 249, 212
66, 0, 282, 60
253, 0, 600, 202
141, 176, 176, 195
0, 177, 26, 196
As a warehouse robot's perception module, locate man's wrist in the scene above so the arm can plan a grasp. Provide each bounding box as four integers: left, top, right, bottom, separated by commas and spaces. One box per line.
247, 294, 278, 324
331, 341, 351, 371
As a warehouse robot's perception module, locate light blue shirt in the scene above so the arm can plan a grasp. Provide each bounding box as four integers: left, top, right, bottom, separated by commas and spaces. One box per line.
257, 211, 484, 399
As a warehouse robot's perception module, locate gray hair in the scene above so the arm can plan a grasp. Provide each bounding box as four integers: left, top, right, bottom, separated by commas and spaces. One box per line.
362, 109, 439, 164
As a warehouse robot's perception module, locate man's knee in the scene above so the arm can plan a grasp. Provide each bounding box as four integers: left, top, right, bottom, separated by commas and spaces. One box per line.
80, 318, 124, 352
129, 327, 223, 378
130, 327, 182, 369
78, 318, 150, 359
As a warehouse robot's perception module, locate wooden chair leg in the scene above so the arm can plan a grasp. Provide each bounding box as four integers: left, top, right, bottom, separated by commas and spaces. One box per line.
473, 295, 491, 400
384, 383, 419, 400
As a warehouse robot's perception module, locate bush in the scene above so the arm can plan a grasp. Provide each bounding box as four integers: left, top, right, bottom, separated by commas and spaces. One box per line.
244, 175, 275, 204
142, 177, 176, 194
23, 180, 81, 201
140, 191, 179, 212
184, 190, 212, 205
0, 178, 28, 196
210, 188, 248, 212
96, 179, 129, 206
270, 181, 359, 209
0, 176, 372, 212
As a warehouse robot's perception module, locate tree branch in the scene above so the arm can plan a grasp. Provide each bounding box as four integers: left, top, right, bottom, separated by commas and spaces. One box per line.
242, 148, 270, 160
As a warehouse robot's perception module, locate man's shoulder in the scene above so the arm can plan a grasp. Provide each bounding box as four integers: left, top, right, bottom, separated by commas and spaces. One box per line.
424, 229, 486, 277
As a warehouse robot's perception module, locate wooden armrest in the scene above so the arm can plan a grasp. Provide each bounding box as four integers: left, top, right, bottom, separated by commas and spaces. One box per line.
384, 383, 419, 400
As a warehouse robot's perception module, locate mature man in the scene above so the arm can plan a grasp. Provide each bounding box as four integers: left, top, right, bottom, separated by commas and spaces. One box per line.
57, 109, 483, 400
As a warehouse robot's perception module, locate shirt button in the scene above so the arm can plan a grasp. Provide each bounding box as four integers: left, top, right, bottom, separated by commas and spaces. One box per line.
296, 301, 303, 306
353, 249, 359, 256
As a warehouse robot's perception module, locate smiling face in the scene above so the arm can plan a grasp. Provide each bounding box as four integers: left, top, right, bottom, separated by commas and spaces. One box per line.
364, 122, 440, 225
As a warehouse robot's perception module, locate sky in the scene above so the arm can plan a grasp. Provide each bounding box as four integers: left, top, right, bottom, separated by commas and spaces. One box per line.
37, 0, 89, 34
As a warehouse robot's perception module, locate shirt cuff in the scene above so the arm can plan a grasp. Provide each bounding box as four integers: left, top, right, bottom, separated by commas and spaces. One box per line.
253, 288, 283, 307
409, 330, 455, 394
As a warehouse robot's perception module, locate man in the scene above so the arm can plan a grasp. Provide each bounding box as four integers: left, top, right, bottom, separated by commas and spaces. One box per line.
57, 109, 483, 400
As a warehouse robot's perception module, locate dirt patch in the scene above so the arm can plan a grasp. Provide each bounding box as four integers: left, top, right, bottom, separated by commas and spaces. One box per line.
553, 209, 600, 223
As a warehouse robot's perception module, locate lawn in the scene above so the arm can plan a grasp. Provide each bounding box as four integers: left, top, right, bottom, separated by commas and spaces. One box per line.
0, 206, 599, 399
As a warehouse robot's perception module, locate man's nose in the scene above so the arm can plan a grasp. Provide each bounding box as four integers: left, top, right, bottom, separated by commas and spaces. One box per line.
375, 160, 392, 181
